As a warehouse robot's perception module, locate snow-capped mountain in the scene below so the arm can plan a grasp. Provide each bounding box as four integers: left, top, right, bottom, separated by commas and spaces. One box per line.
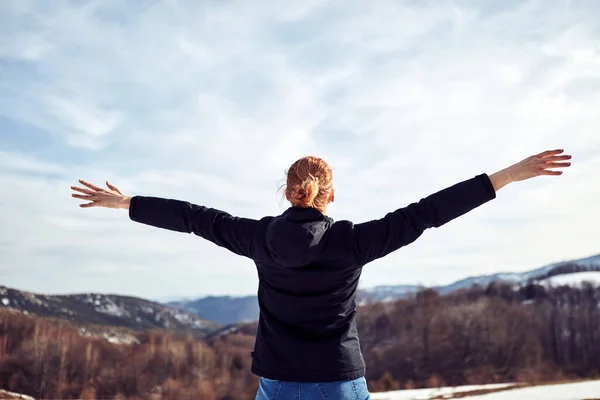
0, 286, 218, 335
167, 253, 600, 324
357, 285, 421, 304
438, 253, 600, 294
542, 271, 600, 287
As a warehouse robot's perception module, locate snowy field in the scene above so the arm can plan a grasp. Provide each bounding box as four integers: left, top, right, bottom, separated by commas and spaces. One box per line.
372, 380, 600, 400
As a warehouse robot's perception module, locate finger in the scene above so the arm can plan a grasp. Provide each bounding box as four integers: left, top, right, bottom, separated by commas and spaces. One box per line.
542, 162, 571, 169
71, 186, 95, 195
72, 193, 93, 200
536, 149, 564, 158
79, 202, 97, 208
544, 154, 572, 162
539, 170, 563, 175
106, 181, 122, 194
78, 179, 105, 192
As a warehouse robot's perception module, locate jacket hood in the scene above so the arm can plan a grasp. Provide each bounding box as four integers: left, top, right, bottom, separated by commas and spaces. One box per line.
265, 207, 332, 268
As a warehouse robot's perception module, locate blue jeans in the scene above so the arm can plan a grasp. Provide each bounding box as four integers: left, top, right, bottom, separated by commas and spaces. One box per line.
256, 376, 371, 400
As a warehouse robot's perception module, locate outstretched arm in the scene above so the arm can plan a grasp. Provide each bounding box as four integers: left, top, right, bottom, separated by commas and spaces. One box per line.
353, 149, 571, 266
70, 181, 257, 258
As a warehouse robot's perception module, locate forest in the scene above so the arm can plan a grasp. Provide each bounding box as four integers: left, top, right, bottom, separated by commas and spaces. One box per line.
1, 281, 599, 399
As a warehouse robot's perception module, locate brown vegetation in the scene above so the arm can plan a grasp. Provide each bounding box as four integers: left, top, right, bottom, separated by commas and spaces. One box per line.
0, 309, 258, 399
1, 281, 599, 399
362, 282, 600, 391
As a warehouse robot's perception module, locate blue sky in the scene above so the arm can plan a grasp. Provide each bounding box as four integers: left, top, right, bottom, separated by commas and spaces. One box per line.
1, 0, 599, 300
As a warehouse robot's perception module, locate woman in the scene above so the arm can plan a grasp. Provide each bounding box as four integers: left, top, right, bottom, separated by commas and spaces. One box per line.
71, 149, 571, 399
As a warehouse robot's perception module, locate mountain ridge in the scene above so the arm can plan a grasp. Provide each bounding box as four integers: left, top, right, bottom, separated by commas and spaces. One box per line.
2, 253, 598, 329
0, 285, 219, 336
166, 253, 600, 324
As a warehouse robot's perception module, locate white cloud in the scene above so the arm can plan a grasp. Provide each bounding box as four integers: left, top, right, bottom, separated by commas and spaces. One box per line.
0, 150, 66, 174
0, 0, 599, 300
43, 95, 123, 149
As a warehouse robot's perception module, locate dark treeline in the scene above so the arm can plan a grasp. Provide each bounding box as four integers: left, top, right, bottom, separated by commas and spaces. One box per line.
360, 281, 600, 391
1, 281, 600, 399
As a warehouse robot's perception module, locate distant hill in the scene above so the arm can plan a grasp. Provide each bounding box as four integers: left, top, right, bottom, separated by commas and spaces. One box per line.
0, 286, 219, 335
166, 253, 600, 324
436, 253, 600, 294
167, 295, 259, 325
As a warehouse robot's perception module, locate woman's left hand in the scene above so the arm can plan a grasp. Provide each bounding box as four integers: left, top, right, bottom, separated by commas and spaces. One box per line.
490, 149, 571, 191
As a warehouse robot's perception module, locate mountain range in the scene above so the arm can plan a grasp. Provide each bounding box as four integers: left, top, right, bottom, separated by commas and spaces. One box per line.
166, 253, 600, 324
0, 285, 218, 336
1, 253, 598, 334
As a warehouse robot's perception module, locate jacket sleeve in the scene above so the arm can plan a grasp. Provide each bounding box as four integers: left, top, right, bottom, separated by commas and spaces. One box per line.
352, 173, 496, 266
128, 196, 258, 259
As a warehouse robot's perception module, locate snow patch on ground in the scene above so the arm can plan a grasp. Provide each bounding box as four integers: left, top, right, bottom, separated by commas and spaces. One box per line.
60, 307, 75, 316
78, 327, 139, 345
78, 327, 91, 337
0, 389, 36, 400
371, 383, 516, 400
102, 332, 139, 345
464, 380, 600, 399
372, 380, 600, 400
191, 319, 207, 329
94, 298, 130, 318
167, 308, 207, 328
141, 305, 155, 314
2, 298, 10, 306
23, 293, 45, 306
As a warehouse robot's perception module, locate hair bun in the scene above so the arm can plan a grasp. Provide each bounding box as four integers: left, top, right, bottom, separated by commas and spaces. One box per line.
284, 156, 333, 211
292, 175, 319, 208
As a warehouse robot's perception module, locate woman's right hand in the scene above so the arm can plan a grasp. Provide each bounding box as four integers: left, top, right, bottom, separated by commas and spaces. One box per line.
489, 149, 572, 191
71, 180, 132, 209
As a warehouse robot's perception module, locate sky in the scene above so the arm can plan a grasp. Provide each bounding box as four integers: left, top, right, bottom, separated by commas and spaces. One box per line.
1, 0, 599, 301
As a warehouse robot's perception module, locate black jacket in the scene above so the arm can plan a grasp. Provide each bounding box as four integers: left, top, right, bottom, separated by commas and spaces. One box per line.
129, 173, 496, 382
